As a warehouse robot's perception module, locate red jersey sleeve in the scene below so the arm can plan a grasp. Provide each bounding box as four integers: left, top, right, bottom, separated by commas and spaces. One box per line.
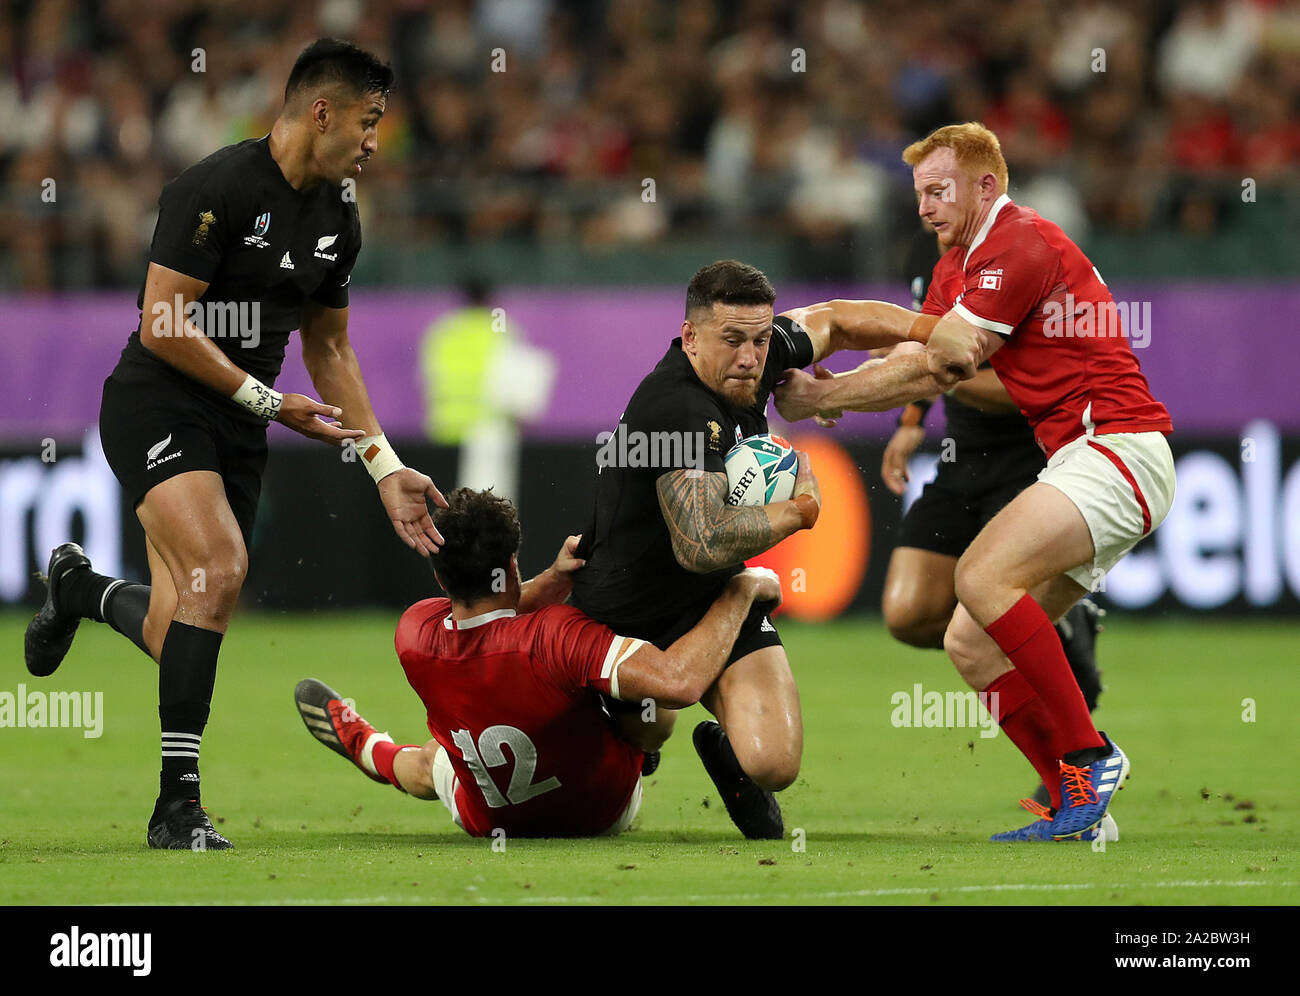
955, 226, 1059, 338
528, 604, 646, 699
921, 253, 960, 316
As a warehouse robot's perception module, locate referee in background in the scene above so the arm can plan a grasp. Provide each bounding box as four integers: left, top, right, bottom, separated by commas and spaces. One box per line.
25, 39, 445, 849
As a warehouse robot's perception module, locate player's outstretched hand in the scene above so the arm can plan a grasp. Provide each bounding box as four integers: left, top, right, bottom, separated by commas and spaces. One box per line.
732, 566, 783, 607
276, 394, 366, 445
377, 468, 447, 557
881, 425, 925, 496
551, 534, 586, 577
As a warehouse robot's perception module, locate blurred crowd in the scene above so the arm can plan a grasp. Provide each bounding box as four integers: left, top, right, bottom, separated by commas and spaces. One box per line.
2, 0, 1298, 290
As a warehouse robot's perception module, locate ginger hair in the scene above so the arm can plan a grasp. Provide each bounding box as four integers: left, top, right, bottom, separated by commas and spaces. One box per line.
903, 122, 1009, 194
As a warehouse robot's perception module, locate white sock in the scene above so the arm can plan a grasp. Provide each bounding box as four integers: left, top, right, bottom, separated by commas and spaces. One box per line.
358, 731, 393, 777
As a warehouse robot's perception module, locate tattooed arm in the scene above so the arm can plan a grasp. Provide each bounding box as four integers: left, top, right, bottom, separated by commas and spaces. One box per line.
655, 454, 821, 574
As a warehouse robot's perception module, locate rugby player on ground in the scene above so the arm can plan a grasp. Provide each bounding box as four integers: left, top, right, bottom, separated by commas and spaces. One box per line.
24, 40, 445, 850
295, 488, 783, 838
775, 123, 1174, 840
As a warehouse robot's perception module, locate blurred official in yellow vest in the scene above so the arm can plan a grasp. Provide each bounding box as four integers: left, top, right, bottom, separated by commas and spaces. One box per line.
420, 278, 556, 505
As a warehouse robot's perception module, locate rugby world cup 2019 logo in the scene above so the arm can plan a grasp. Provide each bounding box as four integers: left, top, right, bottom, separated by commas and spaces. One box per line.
244, 212, 272, 248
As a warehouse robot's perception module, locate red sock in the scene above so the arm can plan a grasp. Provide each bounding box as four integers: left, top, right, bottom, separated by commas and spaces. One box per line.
981, 669, 1063, 809
985, 594, 1104, 757
370, 739, 416, 792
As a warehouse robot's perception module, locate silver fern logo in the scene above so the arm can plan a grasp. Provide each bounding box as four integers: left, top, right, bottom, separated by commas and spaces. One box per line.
145, 433, 181, 470
146, 434, 172, 463
314, 233, 339, 261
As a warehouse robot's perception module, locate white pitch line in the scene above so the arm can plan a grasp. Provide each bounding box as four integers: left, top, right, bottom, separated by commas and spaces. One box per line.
221, 879, 1295, 906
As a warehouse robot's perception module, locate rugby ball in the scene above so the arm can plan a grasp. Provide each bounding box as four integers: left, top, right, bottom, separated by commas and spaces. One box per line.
725, 433, 797, 506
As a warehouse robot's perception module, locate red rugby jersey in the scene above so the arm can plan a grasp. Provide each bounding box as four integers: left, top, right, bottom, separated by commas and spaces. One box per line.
923, 194, 1172, 456
395, 599, 644, 837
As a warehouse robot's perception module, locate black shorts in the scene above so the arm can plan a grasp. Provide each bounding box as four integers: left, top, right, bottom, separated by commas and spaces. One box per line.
99, 372, 269, 548
600, 598, 783, 718
897, 446, 1043, 559
649, 597, 783, 667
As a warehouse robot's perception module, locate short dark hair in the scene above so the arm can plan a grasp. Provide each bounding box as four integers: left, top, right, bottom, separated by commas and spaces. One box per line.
284, 38, 394, 106
685, 260, 776, 319
429, 488, 521, 603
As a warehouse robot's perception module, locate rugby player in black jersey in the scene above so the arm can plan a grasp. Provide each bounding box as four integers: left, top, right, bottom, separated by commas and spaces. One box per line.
878, 236, 1104, 805
24, 40, 445, 850
573, 260, 878, 839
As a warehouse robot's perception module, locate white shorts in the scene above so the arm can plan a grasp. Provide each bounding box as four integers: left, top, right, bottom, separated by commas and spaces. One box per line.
1037, 430, 1176, 591
430, 744, 643, 837
431, 743, 465, 830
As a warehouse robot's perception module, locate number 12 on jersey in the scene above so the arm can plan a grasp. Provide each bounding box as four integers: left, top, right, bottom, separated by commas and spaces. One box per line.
451, 725, 562, 808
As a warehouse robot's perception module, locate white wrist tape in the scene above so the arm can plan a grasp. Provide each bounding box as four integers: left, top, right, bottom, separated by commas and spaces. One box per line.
231, 374, 283, 420
356, 433, 404, 483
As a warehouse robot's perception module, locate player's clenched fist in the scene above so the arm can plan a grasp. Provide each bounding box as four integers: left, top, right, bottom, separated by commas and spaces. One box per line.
926, 320, 980, 385
792, 450, 821, 529
773, 367, 827, 422
276, 394, 367, 444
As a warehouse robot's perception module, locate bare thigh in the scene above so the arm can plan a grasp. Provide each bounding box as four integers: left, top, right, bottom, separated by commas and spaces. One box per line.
135, 470, 249, 635
955, 482, 1095, 626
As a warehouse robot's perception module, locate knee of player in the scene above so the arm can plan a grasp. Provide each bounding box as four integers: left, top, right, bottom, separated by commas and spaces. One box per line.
884, 602, 947, 649
405, 744, 439, 799
186, 553, 248, 599
942, 618, 983, 677
952, 555, 994, 611
614, 704, 676, 752
640, 715, 676, 753
745, 753, 800, 793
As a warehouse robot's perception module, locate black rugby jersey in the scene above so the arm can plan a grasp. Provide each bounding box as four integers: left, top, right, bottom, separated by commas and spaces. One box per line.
113, 136, 361, 419
570, 316, 813, 638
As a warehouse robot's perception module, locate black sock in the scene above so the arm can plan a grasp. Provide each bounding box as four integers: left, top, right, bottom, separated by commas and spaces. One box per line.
59, 569, 153, 655
103, 583, 151, 657
1063, 745, 1109, 766
1057, 604, 1102, 712
716, 727, 752, 782
154, 621, 222, 817
58, 567, 118, 622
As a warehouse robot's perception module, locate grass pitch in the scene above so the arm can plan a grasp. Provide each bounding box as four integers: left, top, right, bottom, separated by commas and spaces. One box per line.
1, 611, 1295, 906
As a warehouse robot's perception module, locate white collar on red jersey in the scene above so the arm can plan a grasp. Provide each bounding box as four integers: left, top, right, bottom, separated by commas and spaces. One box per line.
964, 193, 1012, 271
443, 608, 517, 630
